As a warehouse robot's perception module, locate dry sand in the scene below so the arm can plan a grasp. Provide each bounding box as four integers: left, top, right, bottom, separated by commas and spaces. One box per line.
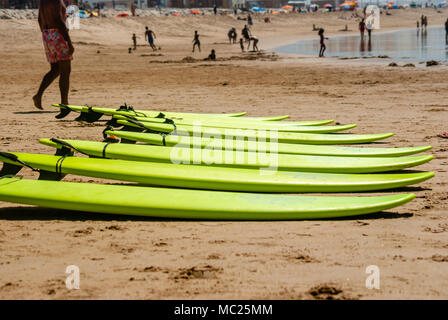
0, 9, 447, 299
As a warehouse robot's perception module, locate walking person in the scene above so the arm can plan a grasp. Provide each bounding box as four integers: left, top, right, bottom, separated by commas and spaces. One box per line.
192, 30, 201, 53
33, 0, 74, 117
359, 18, 365, 39
318, 28, 328, 57
145, 26, 157, 51
241, 24, 251, 46
366, 19, 373, 41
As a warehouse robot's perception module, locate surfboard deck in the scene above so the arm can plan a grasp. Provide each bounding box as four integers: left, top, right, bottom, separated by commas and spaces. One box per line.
105, 130, 431, 157
115, 118, 357, 134
0, 152, 434, 193
0, 177, 416, 220
39, 139, 434, 174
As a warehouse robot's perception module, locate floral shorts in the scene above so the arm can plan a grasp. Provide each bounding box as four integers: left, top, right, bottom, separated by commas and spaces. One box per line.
42, 29, 73, 64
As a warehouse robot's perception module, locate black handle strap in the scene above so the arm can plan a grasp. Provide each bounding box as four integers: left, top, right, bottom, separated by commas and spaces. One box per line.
0, 152, 39, 172
50, 138, 90, 157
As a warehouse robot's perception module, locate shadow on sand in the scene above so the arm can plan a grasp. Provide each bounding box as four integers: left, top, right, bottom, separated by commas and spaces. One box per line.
13, 111, 59, 115
0, 206, 413, 222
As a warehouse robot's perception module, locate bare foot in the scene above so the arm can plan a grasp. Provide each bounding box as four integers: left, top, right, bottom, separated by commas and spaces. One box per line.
32, 95, 43, 110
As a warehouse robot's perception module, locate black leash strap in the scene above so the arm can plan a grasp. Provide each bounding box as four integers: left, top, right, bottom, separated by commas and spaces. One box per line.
55, 156, 67, 176
155, 112, 166, 118
102, 143, 110, 158
0, 152, 39, 172
50, 138, 90, 156
163, 118, 177, 133
117, 103, 147, 118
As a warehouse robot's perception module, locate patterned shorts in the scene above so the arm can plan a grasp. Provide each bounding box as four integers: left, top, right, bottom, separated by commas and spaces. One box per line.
42, 29, 73, 64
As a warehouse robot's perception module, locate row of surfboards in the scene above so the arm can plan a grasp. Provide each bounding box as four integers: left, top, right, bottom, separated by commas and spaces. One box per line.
0, 103, 434, 220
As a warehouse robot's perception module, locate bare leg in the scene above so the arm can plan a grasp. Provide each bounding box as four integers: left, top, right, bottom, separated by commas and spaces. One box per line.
55, 60, 71, 119
33, 63, 60, 110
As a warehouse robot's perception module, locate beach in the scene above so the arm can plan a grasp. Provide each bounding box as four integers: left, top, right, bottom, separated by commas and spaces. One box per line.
0, 8, 447, 299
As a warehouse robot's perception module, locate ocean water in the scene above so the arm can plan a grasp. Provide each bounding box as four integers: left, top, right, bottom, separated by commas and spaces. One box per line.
276, 27, 448, 62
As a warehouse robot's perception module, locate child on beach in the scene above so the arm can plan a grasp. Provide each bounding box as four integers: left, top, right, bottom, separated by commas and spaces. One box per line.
132, 33, 137, 50
192, 30, 201, 53
318, 29, 328, 57
204, 49, 216, 61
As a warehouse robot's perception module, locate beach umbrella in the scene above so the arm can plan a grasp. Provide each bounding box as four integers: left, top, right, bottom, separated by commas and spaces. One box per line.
281, 5, 293, 9
437, 1, 447, 7
116, 13, 129, 18
323, 4, 333, 8
272, 10, 279, 14
251, 7, 266, 12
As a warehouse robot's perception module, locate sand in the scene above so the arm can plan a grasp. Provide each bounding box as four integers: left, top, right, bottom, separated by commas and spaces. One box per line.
0, 8, 447, 299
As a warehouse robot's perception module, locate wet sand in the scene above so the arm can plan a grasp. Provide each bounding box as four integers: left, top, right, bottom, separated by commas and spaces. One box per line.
0, 9, 447, 299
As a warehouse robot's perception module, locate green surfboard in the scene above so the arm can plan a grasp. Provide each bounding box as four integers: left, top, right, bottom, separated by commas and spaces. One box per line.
105, 130, 431, 157
0, 152, 434, 193
52, 104, 290, 121
105, 125, 393, 145
114, 117, 357, 134
0, 177, 416, 220
40, 139, 433, 174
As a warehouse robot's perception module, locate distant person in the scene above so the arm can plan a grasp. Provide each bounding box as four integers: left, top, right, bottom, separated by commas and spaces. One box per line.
213, 5, 217, 15
417, 20, 419, 29
227, 28, 236, 44
232, 28, 237, 43
445, 18, 448, 43
366, 19, 373, 41
131, 3, 136, 17
96, 3, 100, 17
239, 38, 245, 52
192, 30, 201, 52
248, 14, 253, 26
421, 15, 425, 30
318, 28, 328, 57
359, 18, 365, 39
132, 33, 137, 50
424, 16, 428, 30
248, 36, 259, 52
204, 49, 216, 61
242, 25, 251, 44
145, 26, 157, 51
33, 0, 74, 115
